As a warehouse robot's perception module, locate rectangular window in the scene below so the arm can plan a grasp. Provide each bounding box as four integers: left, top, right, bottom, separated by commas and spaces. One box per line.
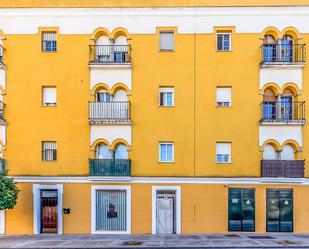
217, 33, 231, 51
42, 32, 57, 52
159, 31, 174, 51
159, 143, 174, 162
42, 141, 57, 161
228, 188, 255, 232
216, 87, 231, 107
216, 142, 231, 163
159, 87, 174, 106
42, 87, 57, 106
266, 188, 293, 232
95, 189, 127, 232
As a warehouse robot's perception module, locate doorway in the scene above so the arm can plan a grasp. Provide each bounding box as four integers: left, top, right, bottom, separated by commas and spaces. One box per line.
156, 191, 176, 234
40, 190, 58, 234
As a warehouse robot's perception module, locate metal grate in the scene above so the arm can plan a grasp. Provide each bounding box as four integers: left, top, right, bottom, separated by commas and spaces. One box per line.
42, 141, 57, 161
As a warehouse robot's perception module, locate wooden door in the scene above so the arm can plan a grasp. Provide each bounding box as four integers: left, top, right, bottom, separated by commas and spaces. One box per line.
41, 190, 58, 234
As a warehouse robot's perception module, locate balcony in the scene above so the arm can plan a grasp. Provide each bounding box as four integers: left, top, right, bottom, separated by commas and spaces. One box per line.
89, 159, 131, 177
0, 158, 6, 174
260, 101, 305, 125
89, 101, 131, 125
261, 160, 304, 178
261, 44, 306, 66
89, 45, 131, 65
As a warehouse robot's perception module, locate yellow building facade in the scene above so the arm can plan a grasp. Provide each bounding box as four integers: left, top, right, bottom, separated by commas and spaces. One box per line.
1, 0, 309, 234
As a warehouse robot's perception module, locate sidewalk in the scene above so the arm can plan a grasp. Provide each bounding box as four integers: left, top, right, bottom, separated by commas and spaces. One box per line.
1, 234, 309, 248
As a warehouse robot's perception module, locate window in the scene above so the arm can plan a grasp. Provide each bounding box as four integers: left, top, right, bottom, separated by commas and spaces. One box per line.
216, 142, 231, 163
228, 188, 255, 232
42, 87, 57, 106
159, 31, 174, 51
159, 143, 174, 162
217, 33, 231, 51
159, 87, 174, 106
42, 141, 57, 161
96, 91, 112, 102
266, 188, 293, 232
216, 87, 231, 107
42, 32, 57, 52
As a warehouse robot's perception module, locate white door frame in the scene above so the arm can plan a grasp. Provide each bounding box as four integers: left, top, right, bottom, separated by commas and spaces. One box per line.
0, 210, 5, 234
152, 186, 181, 234
33, 184, 63, 234
91, 185, 131, 234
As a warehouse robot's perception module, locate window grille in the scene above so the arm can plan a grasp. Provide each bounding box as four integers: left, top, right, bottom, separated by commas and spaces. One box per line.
42, 141, 57, 161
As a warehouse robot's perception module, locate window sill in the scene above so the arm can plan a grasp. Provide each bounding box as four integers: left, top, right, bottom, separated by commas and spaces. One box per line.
158, 161, 175, 164
42, 104, 57, 107
216, 50, 232, 52
159, 49, 175, 52
216, 105, 232, 108
158, 105, 175, 108
41, 51, 57, 53
41, 161, 57, 163
216, 162, 232, 165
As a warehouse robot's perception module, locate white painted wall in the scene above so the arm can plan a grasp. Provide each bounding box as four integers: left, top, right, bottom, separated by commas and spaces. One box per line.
263, 144, 278, 160
0, 210, 5, 234
281, 144, 295, 160
259, 126, 302, 147
260, 68, 302, 90
90, 125, 132, 146
90, 69, 132, 91
0, 68, 6, 91
1, 7, 309, 34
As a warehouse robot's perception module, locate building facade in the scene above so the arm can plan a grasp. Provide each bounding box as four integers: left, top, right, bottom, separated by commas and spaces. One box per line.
1, 0, 309, 234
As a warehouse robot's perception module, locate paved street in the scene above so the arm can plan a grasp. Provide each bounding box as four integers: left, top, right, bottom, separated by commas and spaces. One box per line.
1, 234, 309, 248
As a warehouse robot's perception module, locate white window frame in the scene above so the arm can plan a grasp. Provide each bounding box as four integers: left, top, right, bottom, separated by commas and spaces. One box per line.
42, 87, 57, 106
159, 142, 174, 163
216, 33, 232, 51
91, 185, 131, 234
33, 184, 63, 234
159, 87, 174, 107
152, 186, 181, 234
216, 87, 232, 107
159, 31, 174, 51
216, 142, 232, 164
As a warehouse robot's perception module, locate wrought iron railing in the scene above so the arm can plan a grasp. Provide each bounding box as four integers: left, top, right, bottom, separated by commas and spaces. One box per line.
89, 45, 131, 64
89, 101, 131, 123
261, 44, 306, 64
261, 160, 304, 178
0, 158, 6, 174
260, 101, 305, 123
89, 159, 131, 176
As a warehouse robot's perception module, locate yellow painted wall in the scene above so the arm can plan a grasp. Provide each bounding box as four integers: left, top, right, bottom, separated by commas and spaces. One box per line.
6, 183, 309, 234
1, 0, 309, 7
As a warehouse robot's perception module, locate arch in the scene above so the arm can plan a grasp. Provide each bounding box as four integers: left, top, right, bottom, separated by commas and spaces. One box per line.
282, 82, 301, 96
111, 27, 130, 40
111, 138, 130, 150
282, 27, 301, 40
90, 138, 111, 150
91, 27, 111, 41
261, 26, 280, 40
261, 139, 282, 152
282, 139, 301, 152
261, 83, 280, 96
281, 144, 295, 160
110, 83, 130, 95
91, 83, 111, 95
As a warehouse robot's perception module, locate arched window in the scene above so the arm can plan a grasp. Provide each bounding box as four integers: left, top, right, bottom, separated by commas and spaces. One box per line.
263, 144, 278, 160
96, 90, 112, 102
281, 145, 295, 160
114, 144, 128, 159
263, 35, 276, 62
96, 35, 111, 62
114, 35, 129, 63
281, 35, 294, 62
281, 89, 294, 120
263, 88, 277, 120
96, 144, 112, 159
114, 36, 128, 45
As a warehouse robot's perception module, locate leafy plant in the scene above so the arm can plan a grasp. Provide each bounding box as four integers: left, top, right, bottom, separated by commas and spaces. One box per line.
0, 170, 19, 210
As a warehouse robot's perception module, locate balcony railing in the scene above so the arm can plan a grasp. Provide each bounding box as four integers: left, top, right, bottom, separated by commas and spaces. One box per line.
261, 44, 306, 64
261, 160, 305, 178
0, 45, 4, 64
89, 101, 131, 124
0, 158, 6, 174
260, 101, 305, 124
89, 45, 131, 64
89, 159, 131, 177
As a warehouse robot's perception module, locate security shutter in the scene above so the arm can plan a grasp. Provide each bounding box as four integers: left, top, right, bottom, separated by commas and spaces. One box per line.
160, 32, 174, 51
216, 87, 231, 106
96, 190, 127, 231
43, 87, 57, 106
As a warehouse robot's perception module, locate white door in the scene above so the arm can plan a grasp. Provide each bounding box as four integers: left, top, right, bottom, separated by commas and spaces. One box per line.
0, 210, 5, 234
156, 192, 175, 234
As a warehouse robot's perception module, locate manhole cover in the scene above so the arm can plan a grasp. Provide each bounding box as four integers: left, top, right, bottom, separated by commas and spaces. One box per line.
122, 241, 143, 246
247, 236, 274, 239
225, 234, 240, 238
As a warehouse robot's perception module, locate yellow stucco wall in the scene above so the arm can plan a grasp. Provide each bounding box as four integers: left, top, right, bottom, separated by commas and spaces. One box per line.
6, 183, 309, 234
